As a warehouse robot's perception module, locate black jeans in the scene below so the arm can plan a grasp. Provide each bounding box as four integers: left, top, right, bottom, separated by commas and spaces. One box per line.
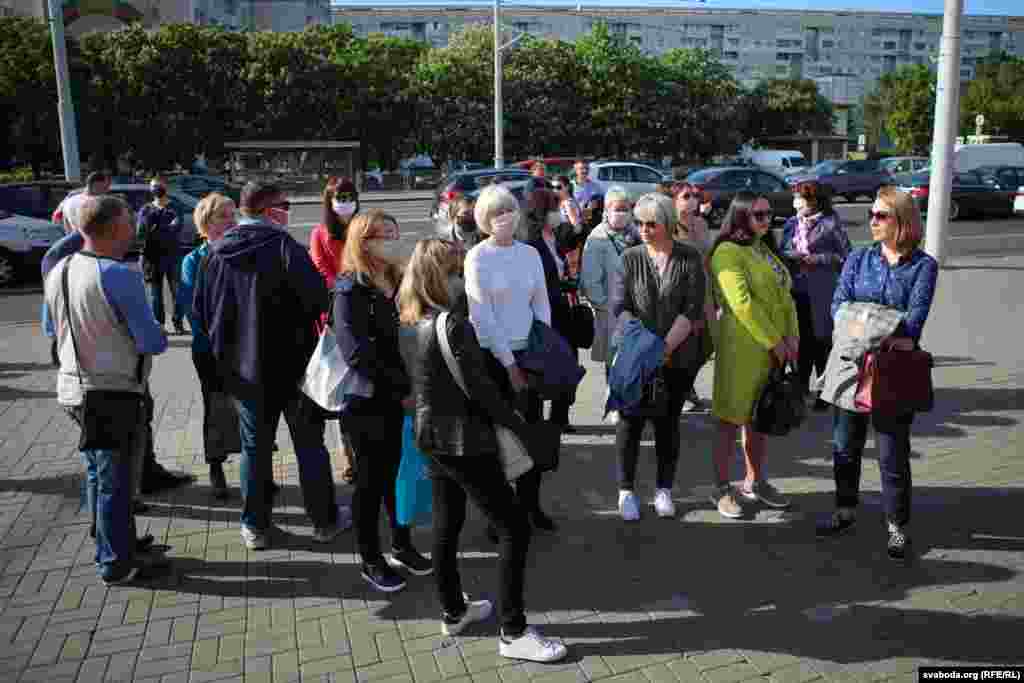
615, 367, 696, 491
430, 451, 531, 635
832, 407, 914, 527
793, 290, 831, 390
341, 397, 413, 564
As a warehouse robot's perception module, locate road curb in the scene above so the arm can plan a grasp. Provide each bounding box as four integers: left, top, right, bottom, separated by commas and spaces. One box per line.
289, 195, 432, 205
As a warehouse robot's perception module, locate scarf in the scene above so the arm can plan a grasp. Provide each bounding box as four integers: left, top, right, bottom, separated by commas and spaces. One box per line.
792, 211, 822, 255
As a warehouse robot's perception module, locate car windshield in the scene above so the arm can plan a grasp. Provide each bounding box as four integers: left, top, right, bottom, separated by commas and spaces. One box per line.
811, 161, 838, 174
907, 172, 930, 185
686, 169, 722, 184
785, 156, 807, 167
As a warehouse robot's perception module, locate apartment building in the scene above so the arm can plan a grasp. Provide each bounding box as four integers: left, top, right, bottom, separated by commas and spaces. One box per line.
4, 0, 331, 35
333, 5, 1024, 114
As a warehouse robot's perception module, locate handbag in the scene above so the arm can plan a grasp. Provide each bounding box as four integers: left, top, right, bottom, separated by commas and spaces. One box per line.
299, 324, 374, 416
854, 345, 934, 415
566, 291, 596, 350
435, 312, 535, 481
396, 415, 433, 526
61, 256, 144, 451
753, 362, 807, 436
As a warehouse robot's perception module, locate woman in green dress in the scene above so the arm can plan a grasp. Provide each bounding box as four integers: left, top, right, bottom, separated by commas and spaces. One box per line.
707, 192, 800, 519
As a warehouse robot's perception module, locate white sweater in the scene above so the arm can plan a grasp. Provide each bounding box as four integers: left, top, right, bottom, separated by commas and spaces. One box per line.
465, 240, 551, 368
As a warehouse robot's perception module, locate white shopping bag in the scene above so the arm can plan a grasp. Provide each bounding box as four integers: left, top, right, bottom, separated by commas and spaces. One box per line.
300, 326, 374, 413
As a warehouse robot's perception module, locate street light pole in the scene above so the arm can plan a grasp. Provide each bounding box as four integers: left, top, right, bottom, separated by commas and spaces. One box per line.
46, 0, 81, 182
924, 0, 964, 267
494, 0, 503, 170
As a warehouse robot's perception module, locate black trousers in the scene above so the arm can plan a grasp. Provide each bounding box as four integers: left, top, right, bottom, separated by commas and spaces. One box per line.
341, 398, 412, 564
615, 367, 697, 491
430, 451, 531, 635
793, 289, 832, 390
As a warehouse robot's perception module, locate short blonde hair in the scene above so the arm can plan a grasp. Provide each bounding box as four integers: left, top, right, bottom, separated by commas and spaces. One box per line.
192, 193, 234, 240
474, 184, 520, 236
633, 193, 677, 235
398, 239, 460, 325
341, 209, 402, 285
877, 185, 924, 254
604, 185, 630, 206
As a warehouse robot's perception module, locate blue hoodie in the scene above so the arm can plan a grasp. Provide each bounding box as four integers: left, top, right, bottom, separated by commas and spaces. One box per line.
193, 218, 327, 398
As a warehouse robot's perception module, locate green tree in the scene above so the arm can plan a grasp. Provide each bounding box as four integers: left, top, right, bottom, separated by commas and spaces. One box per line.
961, 54, 1024, 141
743, 78, 835, 140
660, 48, 744, 162
876, 64, 936, 154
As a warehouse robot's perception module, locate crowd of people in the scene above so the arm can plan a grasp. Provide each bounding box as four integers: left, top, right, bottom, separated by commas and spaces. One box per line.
39, 159, 938, 664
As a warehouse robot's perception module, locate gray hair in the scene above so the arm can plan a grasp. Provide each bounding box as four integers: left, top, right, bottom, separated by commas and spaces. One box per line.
604, 185, 630, 206
79, 195, 130, 239
474, 184, 520, 236
633, 193, 677, 234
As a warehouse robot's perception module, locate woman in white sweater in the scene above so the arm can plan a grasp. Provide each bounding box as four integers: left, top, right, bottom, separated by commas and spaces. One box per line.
464, 184, 557, 532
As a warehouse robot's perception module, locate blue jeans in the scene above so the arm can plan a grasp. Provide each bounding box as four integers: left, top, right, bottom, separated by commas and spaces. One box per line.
233, 390, 338, 532
148, 256, 184, 326
832, 407, 914, 527
80, 420, 144, 580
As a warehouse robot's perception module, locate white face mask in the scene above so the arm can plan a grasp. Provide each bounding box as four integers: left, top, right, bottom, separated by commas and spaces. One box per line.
367, 239, 403, 263
332, 200, 357, 219
793, 197, 808, 212
546, 211, 562, 229
607, 210, 631, 231
490, 211, 519, 241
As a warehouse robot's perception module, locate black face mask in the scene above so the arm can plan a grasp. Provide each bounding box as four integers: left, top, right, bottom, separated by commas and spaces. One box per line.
152, 186, 167, 199
456, 217, 477, 233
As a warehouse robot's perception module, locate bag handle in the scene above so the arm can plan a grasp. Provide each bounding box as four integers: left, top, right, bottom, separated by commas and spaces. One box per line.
435, 311, 470, 398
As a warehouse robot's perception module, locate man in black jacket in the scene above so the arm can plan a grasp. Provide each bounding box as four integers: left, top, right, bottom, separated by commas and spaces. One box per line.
194, 182, 348, 550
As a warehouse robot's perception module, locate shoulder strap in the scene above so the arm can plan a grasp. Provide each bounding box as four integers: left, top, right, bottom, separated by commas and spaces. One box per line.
434, 312, 469, 398
61, 255, 85, 389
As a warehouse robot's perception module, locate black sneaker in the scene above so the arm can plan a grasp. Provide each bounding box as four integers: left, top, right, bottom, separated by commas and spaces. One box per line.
209, 463, 228, 500
816, 510, 857, 538
101, 565, 140, 586
887, 523, 910, 562
813, 398, 830, 412
173, 320, 187, 336
141, 465, 194, 494
531, 510, 558, 533
361, 562, 407, 593
389, 548, 433, 576
136, 534, 155, 552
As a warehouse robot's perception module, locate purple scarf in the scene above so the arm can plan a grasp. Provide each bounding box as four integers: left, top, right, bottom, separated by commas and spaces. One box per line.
792, 211, 822, 255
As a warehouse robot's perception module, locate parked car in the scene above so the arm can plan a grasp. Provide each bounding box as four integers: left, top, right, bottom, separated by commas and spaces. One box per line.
0, 181, 78, 221
952, 142, 1024, 172
430, 168, 533, 221
167, 174, 243, 205
56, 184, 201, 252
894, 171, 1013, 220
880, 156, 930, 179
0, 210, 65, 286
974, 165, 1024, 198
787, 159, 889, 203
512, 157, 585, 178
589, 161, 670, 199
685, 166, 796, 228
746, 149, 812, 178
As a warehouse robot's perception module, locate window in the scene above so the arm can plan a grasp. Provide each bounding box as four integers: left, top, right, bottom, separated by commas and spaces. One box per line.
914, 42, 927, 51
718, 172, 752, 190
954, 172, 981, 185
724, 51, 739, 60
822, 40, 834, 48
997, 169, 1019, 188
754, 173, 786, 193
777, 53, 790, 61
728, 38, 740, 46
632, 167, 663, 184
609, 166, 632, 183
883, 41, 897, 50
960, 68, 972, 78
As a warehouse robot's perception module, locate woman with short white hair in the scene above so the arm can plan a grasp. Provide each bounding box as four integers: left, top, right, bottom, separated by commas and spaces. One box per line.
465, 184, 557, 532
611, 193, 706, 521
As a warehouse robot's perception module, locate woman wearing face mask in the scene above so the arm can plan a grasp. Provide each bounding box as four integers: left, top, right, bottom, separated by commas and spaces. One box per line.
780, 181, 851, 410
441, 197, 482, 256
580, 186, 632, 377
333, 210, 430, 593
178, 193, 239, 499
309, 177, 360, 482
707, 192, 799, 520
464, 185, 556, 532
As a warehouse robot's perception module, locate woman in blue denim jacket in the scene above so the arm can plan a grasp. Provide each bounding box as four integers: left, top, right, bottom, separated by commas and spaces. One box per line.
816, 187, 938, 562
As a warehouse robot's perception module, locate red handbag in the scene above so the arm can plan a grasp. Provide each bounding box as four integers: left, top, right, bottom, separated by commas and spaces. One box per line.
854, 346, 934, 415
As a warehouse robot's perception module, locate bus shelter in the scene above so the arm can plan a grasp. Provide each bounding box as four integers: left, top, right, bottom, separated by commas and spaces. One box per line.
223, 141, 360, 195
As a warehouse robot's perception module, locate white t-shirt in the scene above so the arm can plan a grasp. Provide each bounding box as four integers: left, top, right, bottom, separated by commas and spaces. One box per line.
465, 240, 551, 368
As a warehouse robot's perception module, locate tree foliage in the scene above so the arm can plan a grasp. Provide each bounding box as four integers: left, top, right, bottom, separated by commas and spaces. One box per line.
961, 54, 1024, 142
742, 79, 835, 140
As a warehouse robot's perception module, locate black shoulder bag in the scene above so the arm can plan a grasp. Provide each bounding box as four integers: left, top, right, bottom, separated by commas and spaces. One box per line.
62, 255, 145, 451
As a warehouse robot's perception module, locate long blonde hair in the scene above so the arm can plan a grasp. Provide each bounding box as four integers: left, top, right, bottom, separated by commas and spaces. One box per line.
341, 209, 402, 288
398, 239, 460, 325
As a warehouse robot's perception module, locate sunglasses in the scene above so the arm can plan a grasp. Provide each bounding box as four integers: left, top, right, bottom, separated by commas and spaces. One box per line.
869, 210, 893, 222
752, 210, 772, 221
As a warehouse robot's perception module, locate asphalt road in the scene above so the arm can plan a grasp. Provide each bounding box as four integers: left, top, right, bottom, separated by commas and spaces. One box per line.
2, 198, 1022, 326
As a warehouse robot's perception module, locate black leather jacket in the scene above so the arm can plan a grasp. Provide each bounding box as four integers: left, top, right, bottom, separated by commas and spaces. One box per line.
402, 311, 529, 458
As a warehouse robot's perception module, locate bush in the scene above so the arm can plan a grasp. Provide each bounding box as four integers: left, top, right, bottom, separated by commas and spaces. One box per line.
0, 167, 34, 183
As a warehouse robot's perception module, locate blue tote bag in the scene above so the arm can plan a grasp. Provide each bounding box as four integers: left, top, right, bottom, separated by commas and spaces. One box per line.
396, 415, 433, 526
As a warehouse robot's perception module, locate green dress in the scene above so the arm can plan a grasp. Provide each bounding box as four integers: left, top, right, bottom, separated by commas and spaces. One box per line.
709, 238, 799, 425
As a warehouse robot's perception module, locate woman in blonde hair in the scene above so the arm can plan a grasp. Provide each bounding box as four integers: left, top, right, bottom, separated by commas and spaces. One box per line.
816, 187, 938, 562
395, 238, 567, 663
333, 209, 429, 593
178, 193, 238, 499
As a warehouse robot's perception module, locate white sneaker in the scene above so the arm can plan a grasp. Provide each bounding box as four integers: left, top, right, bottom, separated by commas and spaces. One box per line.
442, 596, 494, 636
653, 489, 676, 518
241, 525, 270, 550
499, 628, 568, 663
618, 490, 640, 522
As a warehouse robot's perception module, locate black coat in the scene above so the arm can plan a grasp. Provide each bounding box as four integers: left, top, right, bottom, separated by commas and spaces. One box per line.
407, 312, 530, 458
527, 225, 585, 345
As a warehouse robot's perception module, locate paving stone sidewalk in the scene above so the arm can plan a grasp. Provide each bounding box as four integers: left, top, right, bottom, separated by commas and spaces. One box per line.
0, 252, 1021, 683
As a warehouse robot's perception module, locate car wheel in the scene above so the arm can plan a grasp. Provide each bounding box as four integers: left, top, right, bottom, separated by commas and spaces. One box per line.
949, 199, 961, 221
0, 249, 19, 288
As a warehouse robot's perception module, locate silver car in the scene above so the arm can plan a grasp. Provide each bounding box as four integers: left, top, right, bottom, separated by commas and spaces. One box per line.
0, 210, 65, 286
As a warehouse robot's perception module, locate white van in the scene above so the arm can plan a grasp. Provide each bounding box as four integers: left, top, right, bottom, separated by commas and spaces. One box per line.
953, 143, 1024, 172
748, 149, 811, 177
